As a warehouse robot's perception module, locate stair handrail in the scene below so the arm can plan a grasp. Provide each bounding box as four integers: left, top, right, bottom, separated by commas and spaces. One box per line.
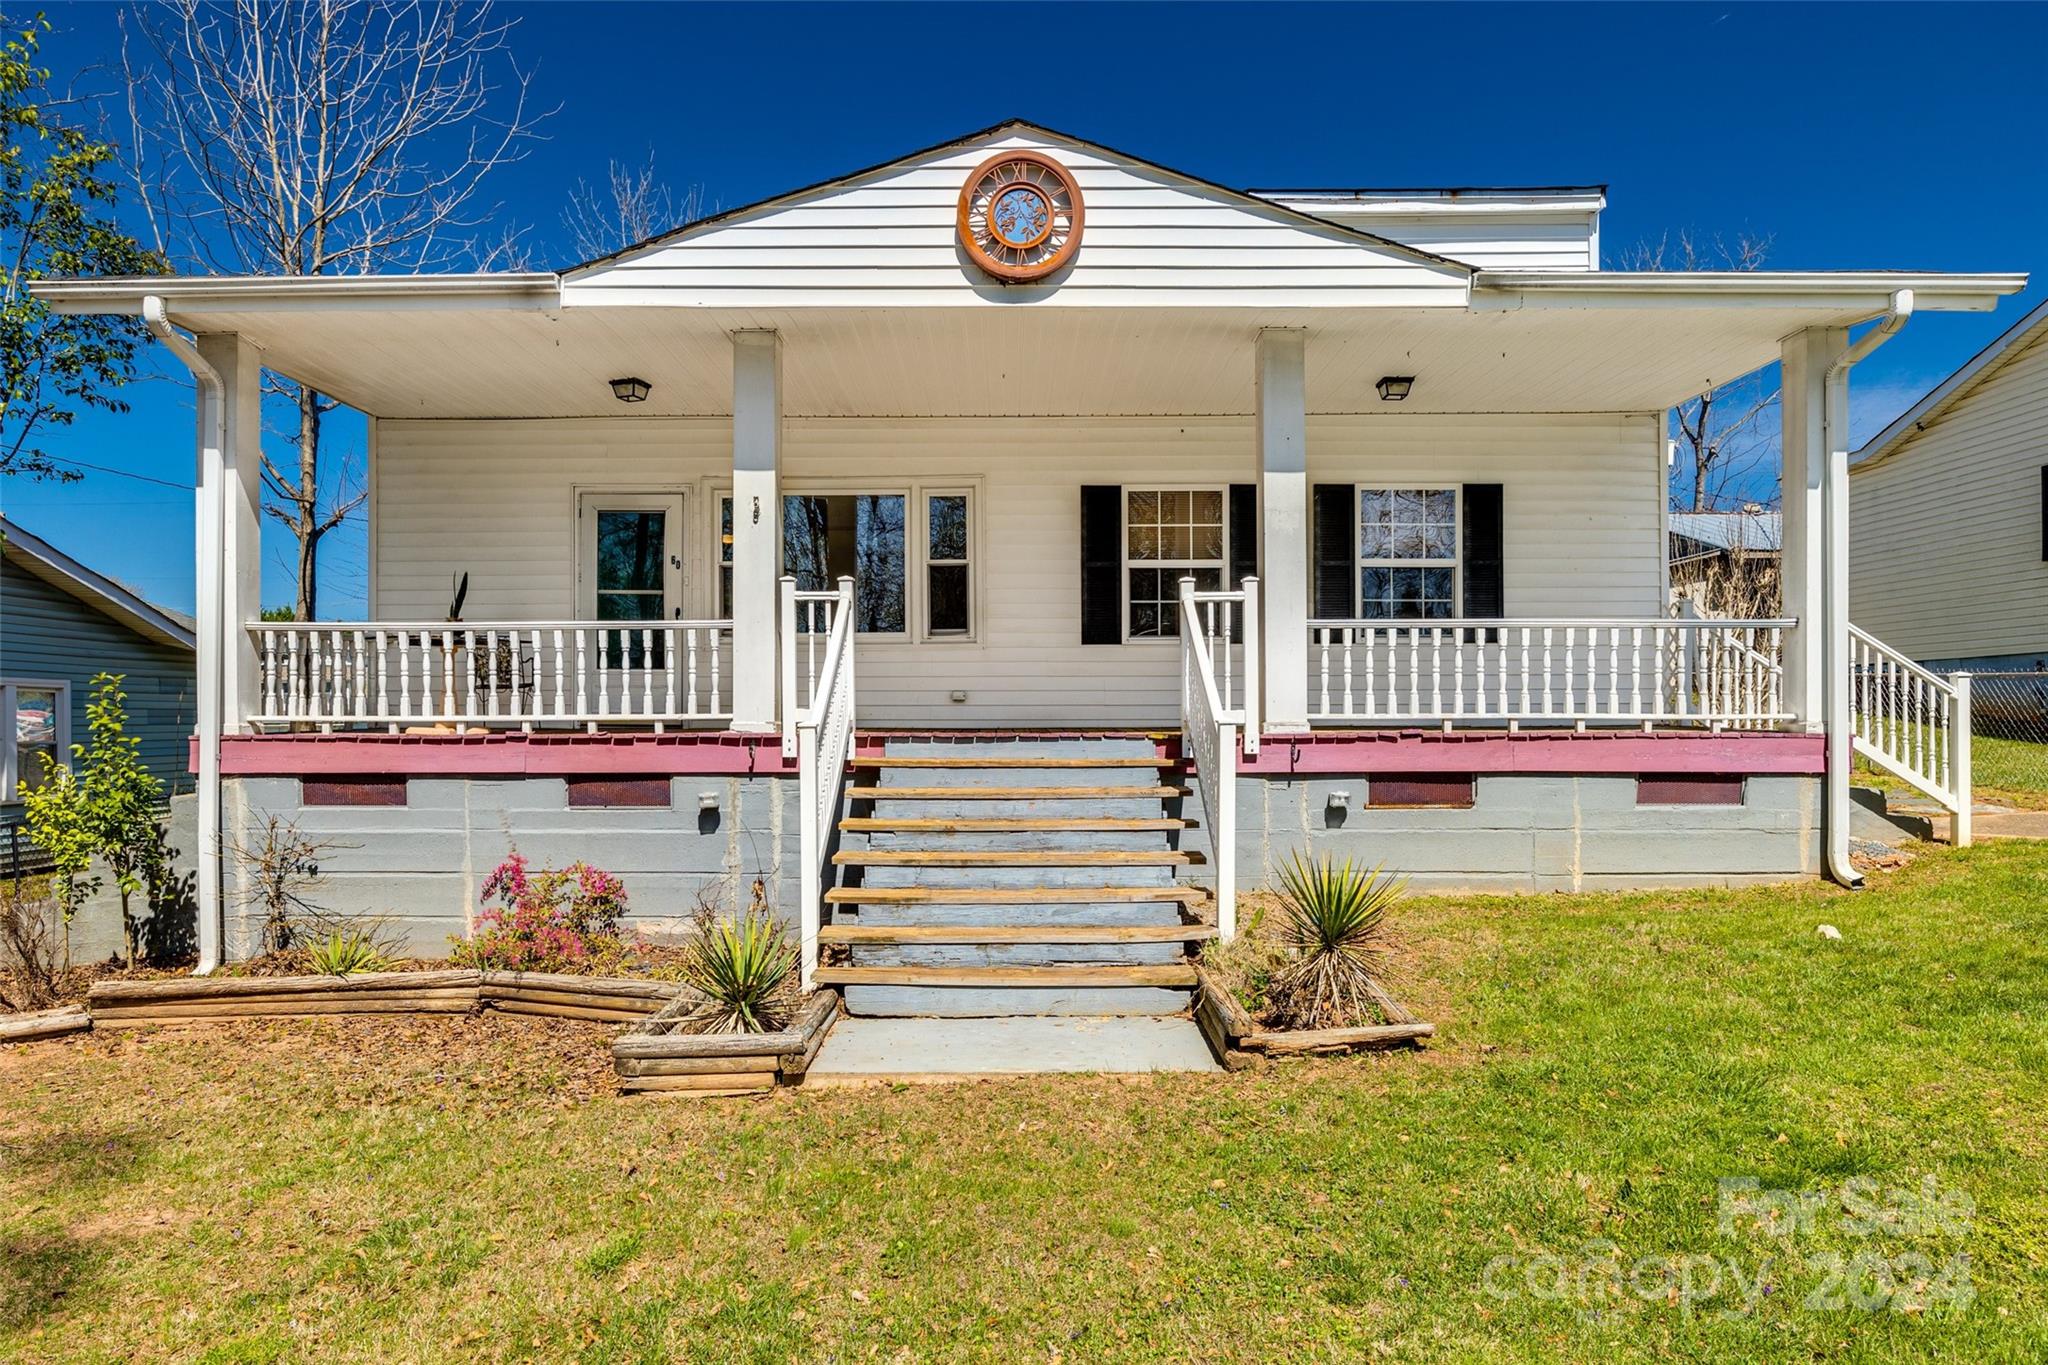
1847, 624, 1973, 847
796, 576, 857, 989
1179, 577, 1238, 941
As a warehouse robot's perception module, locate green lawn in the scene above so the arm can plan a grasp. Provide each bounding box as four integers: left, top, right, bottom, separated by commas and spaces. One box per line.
6, 845, 2048, 1363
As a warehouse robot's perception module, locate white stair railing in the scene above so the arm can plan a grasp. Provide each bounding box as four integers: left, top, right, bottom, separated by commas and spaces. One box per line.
1849, 625, 1973, 846
1179, 577, 1251, 941
795, 576, 857, 989
780, 576, 849, 758
248, 619, 734, 731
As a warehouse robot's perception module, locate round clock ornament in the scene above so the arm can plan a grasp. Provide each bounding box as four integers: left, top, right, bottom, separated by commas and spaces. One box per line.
956, 150, 1084, 283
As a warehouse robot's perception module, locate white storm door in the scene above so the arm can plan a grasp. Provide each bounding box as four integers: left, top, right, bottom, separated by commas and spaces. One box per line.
577, 492, 685, 671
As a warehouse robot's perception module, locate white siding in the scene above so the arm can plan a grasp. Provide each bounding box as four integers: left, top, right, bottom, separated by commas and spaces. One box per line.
375, 413, 1663, 726
1849, 328, 2048, 662
564, 132, 1469, 311
1332, 214, 1597, 272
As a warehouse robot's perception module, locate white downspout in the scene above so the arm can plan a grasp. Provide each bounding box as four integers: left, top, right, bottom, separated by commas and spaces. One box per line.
1820, 289, 1914, 887
144, 296, 227, 974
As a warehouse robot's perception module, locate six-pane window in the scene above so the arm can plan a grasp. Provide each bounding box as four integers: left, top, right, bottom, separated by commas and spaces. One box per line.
1125, 488, 1226, 638
1359, 487, 1458, 619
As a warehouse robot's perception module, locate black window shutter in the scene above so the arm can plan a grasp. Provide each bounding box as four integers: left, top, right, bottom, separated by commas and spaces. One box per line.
1462, 483, 1505, 620
1312, 484, 1356, 619
1228, 484, 1258, 587
1080, 485, 1123, 645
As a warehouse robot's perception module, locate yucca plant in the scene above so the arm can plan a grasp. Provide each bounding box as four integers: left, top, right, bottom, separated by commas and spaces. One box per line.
678, 908, 799, 1034
307, 928, 389, 977
1267, 850, 1404, 1030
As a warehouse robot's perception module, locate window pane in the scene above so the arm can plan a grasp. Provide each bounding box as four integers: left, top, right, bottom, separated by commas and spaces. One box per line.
1191, 489, 1223, 523
1191, 523, 1223, 560
14, 689, 57, 747
1163, 490, 1192, 523
719, 498, 733, 565
855, 496, 905, 632
929, 564, 969, 633
597, 591, 663, 622
719, 566, 733, 620
929, 495, 967, 560
782, 496, 831, 590
597, 511, 665, 592
1128, 490, 1159, 525
1163, 525, 1193, 560
16, 743, 57, 795
1128, 524, 1160, 561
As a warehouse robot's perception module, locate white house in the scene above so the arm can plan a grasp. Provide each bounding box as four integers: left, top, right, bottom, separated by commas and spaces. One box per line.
35, 122, 2025, 1016
1851, 298, 2048, 673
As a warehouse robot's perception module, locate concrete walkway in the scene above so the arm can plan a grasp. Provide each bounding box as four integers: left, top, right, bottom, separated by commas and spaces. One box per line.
804, 1015, 1220, 1085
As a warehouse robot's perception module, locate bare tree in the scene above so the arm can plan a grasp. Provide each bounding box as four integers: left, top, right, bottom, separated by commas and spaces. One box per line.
120, 0, 545, 618
561, 151, 702, 263
1619, 229, 1779, 512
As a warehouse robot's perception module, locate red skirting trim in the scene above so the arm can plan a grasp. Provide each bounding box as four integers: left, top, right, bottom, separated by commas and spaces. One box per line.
205, 732, 796, 777
1237, 730, 1825, 776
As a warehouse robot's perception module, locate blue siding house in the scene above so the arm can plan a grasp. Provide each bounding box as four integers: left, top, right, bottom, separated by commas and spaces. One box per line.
1, 516, 196, 840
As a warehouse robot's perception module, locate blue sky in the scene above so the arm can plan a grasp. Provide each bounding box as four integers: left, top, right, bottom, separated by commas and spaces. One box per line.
6, 0, 2045, 617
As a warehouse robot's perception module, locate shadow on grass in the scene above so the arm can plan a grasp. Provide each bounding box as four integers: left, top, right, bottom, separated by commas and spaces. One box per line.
0, 1230, 96, 1335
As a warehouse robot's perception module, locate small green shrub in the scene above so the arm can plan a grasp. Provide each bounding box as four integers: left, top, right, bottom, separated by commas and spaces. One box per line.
1266, 850, 1404, 1030
678, 908, 798, 1034
307, 928, 389, 977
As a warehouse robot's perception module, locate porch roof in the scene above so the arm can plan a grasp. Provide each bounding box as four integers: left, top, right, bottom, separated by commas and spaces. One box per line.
33, 269, 2026, 421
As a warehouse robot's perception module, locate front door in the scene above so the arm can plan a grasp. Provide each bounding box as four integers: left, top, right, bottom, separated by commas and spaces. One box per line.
577, 492, 685, 667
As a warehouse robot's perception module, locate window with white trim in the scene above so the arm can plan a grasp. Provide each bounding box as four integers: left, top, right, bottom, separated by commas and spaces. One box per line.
717, 489, 974, 639
924, 490, 972, 638
2, 681, 69, 804
1125, 487, 1226, 638
1359, 487, 1459, 619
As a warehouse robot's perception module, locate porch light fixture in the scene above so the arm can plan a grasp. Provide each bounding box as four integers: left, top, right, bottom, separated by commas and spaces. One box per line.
609, 376, 651, 404
1376, 375, 1415, 402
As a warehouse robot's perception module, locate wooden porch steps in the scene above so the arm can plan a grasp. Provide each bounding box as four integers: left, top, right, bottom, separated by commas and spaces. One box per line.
828, 737, 1208, 1018
852, 756, 1177, 769
847, 785, 1188, 801
834, 848, 1201, 868
838, 816, 1193, 833
814, 965, 1199, 989
825, 885, 1202, 905
820, 924, 1217, 946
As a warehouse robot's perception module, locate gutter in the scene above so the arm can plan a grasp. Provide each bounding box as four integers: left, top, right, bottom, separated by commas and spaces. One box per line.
143, 296, 226, 975
1819, 289, 1915, 888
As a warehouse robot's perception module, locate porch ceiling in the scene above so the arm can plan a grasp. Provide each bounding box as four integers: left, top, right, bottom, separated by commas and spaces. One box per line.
86, 281, 2022, 421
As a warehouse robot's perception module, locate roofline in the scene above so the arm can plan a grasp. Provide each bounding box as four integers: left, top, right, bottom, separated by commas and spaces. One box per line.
1852, 295, 2048, 471
559, 117, 1480, 278
1253, 187, 1608, 214
0, 515, 196, 650
29, 273, 560, 317
1474, 270, 2028, 312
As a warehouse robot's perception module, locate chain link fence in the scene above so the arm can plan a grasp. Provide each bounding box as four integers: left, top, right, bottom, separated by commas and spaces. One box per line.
1958, 671, 2048, 799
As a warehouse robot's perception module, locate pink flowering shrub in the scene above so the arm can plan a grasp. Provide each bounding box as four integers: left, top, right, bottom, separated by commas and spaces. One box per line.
452, 851, 631, 972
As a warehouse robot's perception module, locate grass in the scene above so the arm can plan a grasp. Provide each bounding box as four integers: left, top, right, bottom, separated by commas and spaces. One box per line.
6, 844, 2048, 1362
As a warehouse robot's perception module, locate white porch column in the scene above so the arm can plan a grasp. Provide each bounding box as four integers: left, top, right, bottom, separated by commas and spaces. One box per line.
1777, 326, 1843, 732
198, 334, 263, 733
730, 329, 781, 732
1256, 328, 1310, 731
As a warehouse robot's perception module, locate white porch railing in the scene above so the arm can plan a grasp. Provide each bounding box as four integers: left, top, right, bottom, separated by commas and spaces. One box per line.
795, 576, 857, 990
779, 576, 850, 758
1180, 578, 1252, 942
1307, 618, 1794, 729
248, 620, 734, 730
1849, 625, 1973, 846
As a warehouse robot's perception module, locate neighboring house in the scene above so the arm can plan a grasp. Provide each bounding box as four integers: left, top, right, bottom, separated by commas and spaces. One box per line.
1668, 509, 1783, 601
1, 516, 197, 841
1850, 298, 2048, 673
34, 121, 2027, 1022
